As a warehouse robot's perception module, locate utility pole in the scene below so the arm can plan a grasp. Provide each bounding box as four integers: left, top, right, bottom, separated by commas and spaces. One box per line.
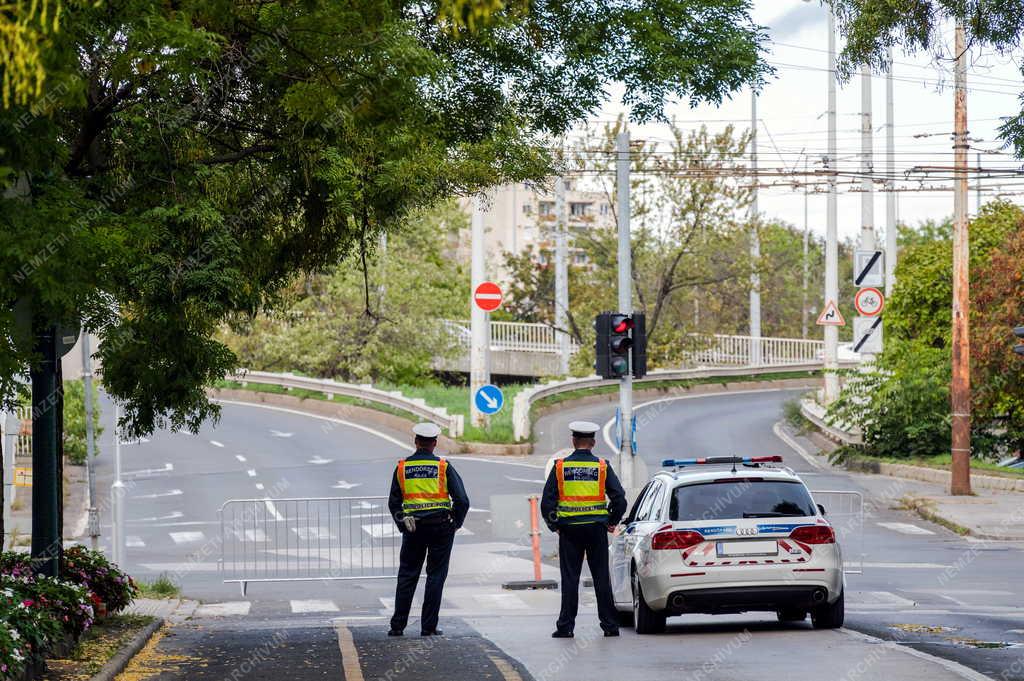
859, 64, 877, 362
823, 10, 840, 403
976, 152, 982, 215
950, 23, 972, 496
81, 331, 100, 550
616, 131, 634, 493
554, 176, 570, 375
469, 195, 491, 428
111, 403, 126, 565
30, 324, 60, 577
749, 92, 762, 365
802, 157, 810, 339
885, 51, 898, 295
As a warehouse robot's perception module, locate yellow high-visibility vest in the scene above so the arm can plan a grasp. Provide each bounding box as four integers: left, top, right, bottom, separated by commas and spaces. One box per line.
555, 458, 608, 520
398, 458, 453, 514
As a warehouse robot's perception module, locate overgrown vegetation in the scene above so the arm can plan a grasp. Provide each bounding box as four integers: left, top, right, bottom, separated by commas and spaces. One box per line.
136, 574, 180, 600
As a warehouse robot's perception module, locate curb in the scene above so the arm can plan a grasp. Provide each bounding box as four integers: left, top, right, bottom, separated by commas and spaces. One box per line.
87, 617, 164, 681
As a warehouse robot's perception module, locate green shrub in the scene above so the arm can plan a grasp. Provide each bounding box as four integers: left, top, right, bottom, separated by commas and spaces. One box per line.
61, 379, 103, 465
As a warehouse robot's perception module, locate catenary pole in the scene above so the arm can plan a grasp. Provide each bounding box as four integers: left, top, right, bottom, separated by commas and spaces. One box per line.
823, 10, 840, 402
749, 92, 762, 365
859, 64, 877, 362
554, 176, 570, 375
885, 51, 898, 295
950, 23, 972, 496
616, 131, 634, 493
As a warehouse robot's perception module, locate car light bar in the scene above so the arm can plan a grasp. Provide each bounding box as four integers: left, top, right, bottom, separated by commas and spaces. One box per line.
660, 455, 784, 467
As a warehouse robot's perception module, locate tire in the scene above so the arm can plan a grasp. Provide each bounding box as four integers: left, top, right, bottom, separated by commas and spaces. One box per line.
615, 609, 635, 628
776, 607, 806, 623
811, 590, 844, 629
632, 570, 666, 634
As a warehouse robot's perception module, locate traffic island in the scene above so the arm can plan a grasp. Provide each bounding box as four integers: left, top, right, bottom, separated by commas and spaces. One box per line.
39, 615, 161, 681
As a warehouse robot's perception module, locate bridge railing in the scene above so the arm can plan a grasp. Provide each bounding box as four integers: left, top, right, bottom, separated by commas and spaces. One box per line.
443, 320, 579, 354
224, 370, 463, 437
683, 333, 824, 367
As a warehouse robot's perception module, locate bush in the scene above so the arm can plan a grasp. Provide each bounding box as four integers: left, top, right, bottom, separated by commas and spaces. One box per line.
62, 547, 137, 613
0, 620, 29, 681
61, 379, 103, 465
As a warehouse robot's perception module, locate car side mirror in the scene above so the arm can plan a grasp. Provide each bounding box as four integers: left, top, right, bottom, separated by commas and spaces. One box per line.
817, 503, 827, 516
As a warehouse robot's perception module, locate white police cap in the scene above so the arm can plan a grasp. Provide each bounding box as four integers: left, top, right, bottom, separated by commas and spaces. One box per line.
569, 421, 600, 437
413, 422, 442, 439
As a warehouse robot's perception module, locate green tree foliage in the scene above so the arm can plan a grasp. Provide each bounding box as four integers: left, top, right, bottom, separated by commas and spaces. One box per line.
828, 0, 1024, 154
829, 201, 1024, 459
0, 0, 770, 436
220, 202, 468, 385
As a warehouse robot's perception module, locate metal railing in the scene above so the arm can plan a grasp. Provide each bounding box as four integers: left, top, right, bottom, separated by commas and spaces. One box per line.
14, 406, 30, 456
809, 490, 864, 574
444, 319, 579, 355
225, 370, 463, 437
219, 496, 399, 596
684, 333, 824, 367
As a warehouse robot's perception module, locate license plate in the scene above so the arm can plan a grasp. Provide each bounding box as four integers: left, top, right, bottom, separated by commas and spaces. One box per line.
716, 540, 778, 557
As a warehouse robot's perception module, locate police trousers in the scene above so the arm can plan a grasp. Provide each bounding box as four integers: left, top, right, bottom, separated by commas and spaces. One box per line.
556, 522, 618, 633
390, 519, 455, 633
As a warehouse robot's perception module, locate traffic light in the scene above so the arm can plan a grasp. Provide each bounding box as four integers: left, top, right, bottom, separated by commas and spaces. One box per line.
594, 312, 647, 379
1015, 326, 1024, 356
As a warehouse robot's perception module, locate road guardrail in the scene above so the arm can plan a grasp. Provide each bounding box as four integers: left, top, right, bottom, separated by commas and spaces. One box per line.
226, 370, 464, 438
512, 362, 852, 442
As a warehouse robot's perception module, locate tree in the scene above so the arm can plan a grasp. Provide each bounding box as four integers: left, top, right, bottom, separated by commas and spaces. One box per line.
828, 0, 1024, 154
0, 0, 771, 437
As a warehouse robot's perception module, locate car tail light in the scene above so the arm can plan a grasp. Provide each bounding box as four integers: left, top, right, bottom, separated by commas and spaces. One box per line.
651, 529, 704, 550
789, 525, 835, 544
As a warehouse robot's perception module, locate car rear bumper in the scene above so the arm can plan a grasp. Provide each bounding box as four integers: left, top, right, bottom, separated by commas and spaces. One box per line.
662, 585, 831, 615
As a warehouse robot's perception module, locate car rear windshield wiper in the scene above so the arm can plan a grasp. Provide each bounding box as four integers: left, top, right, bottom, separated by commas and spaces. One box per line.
742, 512, 806, 518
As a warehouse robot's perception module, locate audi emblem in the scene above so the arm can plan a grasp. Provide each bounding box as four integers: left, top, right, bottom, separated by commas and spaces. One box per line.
736, 527, 758, 536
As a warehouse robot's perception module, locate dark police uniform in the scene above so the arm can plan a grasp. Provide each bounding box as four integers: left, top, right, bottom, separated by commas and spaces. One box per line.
541, 424, 627, 637
387, 429, 469, 636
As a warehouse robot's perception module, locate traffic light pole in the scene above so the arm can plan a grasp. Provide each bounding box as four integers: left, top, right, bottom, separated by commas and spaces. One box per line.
470, 194, 491, 428
615, 131, 635, 494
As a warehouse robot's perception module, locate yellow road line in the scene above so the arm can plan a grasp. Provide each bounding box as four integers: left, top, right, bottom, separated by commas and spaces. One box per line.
335, 624, 365, 681
488, 654, 525, 681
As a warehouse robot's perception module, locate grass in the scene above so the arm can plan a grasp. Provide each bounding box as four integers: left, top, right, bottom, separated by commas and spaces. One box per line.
782, 396, 812, 433
897, 495, 972, 536
136, 573, 182, 599
856, 452, 1024, 478
378, 382, 531, 444
42, 614, 157, 681
213, 379, 421, 422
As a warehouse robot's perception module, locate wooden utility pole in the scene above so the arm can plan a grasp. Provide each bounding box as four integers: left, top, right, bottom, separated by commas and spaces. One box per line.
950, 22, 972, 496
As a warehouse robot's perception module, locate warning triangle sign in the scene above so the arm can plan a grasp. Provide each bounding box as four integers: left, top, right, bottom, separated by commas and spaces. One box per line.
816, 300, 846, 327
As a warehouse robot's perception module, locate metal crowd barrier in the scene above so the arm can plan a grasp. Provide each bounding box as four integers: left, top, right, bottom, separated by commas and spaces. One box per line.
219, 496, 399, 595
810, 490, 864, 575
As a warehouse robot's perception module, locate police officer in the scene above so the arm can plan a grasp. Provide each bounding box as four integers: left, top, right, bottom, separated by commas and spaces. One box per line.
541, 421, 627, 638
387, 423, 469, 637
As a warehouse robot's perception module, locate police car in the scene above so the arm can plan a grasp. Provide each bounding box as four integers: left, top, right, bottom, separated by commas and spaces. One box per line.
610, 456, 844, 634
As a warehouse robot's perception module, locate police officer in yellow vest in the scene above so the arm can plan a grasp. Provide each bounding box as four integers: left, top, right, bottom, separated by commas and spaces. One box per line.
541, 421, 627, 638
387, 423, 469, 637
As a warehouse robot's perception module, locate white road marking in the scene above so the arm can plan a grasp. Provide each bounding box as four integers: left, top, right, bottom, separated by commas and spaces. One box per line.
468, 507, 491, 513
263, 499, 284, 521
839, 628, 994, 681
139, 562, 221, 572
877, 521, 936, 535
195, 601, 251, 617
235, 455, 247, 462
131, 489, 184, 500
850, 591, 916, 607
308, 455, 333, 465
601, 388, 791, 452
853, 561, 952, 569
128, 511, 184, 523
126, 536, 146, 548
352, 501, 380, 510
456, 527, 474, 536
122, 463, 174, 478
243, 529, 267, 542
291, 599, 340, 613
362, 523, 400, 539
505, 476, 545, 484
772, 420, 823, 470
332, 480, 362, 489
293, 527, 336, 540
254, 483, 265, 490
271, 430, 294, 438
169, 531, 206, 544
474, 594, 529, 610
210, 440, 225, 448
247, 469, 257, 477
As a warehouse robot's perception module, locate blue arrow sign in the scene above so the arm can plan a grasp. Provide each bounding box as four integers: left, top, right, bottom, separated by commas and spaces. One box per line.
474, 384, 504, 415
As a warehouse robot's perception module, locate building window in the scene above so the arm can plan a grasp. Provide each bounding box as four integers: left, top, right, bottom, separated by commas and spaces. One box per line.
570, 202, 591, 217
600, 203, 610, 216
523, 203, 533, 215
573, 252, 588, 265
539, 201, 555, 216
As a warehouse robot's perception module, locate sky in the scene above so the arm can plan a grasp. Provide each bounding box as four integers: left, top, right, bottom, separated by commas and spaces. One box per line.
590, 0, 1024, 243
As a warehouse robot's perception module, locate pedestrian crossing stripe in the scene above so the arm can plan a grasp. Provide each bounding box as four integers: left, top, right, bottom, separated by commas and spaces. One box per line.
876, 522, 935, 536
169, 531, 206, 544
290, 599, 340, 613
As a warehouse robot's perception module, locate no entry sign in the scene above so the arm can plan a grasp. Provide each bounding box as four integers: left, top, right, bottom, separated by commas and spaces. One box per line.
474, 281, 502, 312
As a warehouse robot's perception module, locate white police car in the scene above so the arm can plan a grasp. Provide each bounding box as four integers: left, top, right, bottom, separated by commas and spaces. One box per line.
610, 456, 844, 634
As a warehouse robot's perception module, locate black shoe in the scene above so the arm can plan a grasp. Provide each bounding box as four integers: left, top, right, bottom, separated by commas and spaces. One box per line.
387, 629, 403, 637
551, 630, 574, 638
603, 629, 620, 637
420, 629, 443, 636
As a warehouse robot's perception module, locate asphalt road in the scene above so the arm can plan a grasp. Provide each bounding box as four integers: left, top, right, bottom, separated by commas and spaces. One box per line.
89, 389, 1024, 681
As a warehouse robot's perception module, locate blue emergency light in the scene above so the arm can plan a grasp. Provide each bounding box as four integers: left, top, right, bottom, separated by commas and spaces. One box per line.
661, 455, 783, 468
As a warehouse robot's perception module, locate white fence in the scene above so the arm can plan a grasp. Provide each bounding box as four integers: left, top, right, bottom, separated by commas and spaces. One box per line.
226, 371, 463, 437
684, 334, 824, 368
219, 496, 399, 595
444, 320, 579, 354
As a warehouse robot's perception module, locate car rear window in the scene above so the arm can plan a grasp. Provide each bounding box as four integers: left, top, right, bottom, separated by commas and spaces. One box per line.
669, 479, 817, 521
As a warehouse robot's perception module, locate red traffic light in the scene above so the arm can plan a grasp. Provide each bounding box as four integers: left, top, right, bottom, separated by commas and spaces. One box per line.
611, 315, 634, 334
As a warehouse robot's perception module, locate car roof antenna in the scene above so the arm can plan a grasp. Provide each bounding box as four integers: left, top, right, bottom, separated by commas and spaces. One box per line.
731, 456, 737, 474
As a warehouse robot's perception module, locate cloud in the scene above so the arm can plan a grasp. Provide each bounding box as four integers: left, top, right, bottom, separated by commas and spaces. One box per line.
769, 2, 826, 41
